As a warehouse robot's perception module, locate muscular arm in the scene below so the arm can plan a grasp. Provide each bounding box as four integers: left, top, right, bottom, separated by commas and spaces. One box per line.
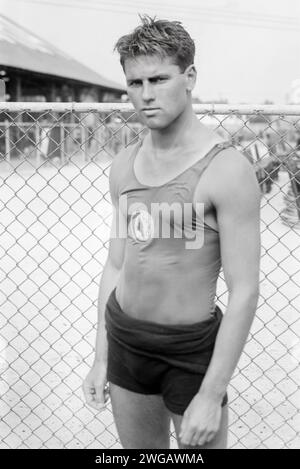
199, 149, 261, 399
180, 148, 261, 446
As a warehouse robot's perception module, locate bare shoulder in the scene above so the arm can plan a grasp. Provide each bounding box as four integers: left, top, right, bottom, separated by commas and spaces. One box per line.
206, 146, 261, 207
212, 146, 255, 178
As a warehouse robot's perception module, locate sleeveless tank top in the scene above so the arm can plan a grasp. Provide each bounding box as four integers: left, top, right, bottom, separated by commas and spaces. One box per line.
111, 139, 234, 324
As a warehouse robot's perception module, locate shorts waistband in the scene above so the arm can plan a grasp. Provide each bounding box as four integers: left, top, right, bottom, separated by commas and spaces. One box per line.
105, 287, 223, 356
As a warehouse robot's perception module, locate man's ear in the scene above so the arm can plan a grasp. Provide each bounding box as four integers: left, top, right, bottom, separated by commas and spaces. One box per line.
185, 64, 197, 92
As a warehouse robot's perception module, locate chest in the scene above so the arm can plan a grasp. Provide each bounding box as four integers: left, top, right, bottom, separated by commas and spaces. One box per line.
134, 155, 187, 187
134, 147, 208, 187
132, 147, 216, 209
120, 160, 218, 233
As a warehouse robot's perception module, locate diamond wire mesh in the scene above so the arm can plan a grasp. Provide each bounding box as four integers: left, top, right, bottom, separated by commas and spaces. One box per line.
0, 103, 299, 449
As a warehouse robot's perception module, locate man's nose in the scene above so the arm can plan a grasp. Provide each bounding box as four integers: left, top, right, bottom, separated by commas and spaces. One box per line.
142, 82, 154, 101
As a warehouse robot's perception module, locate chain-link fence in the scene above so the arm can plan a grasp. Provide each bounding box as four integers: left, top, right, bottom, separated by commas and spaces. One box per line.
0, 102, 299, 449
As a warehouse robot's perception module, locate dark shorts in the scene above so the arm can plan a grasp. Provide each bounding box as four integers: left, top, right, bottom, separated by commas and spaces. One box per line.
105, 288, 228, 415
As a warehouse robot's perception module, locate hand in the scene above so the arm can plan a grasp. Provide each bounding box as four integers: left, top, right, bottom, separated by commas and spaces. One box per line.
82, 361, 110, 411
179, 392, 223, 447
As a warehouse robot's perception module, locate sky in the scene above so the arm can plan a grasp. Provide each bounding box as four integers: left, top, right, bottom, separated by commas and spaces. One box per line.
0, 0, 300, 103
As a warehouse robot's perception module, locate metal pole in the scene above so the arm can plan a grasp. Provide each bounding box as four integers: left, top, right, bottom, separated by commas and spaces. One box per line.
5, 119, 10, 163
60, 123, 64, 164
35, 124, 41, 167
81, 125, 87, 162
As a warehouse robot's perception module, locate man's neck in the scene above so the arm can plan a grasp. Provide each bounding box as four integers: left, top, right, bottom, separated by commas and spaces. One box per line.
149, 105, 197, 154
147, 112, 217, 162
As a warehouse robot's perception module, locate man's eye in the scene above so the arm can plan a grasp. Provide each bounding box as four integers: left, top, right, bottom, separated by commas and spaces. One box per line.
129, 81, 141, 87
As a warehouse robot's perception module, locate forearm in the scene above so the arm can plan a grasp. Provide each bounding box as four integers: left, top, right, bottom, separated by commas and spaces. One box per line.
199, 288, 259, 400
93, 260, 121, 365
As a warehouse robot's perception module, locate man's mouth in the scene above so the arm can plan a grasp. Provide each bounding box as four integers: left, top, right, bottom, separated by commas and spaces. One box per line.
142, 108, 159, 114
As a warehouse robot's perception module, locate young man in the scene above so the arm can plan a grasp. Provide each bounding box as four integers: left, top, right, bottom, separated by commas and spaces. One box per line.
83, 16, 261, 449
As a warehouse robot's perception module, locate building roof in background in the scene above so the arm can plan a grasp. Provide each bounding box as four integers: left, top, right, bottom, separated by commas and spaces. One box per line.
0, 14, 125, 92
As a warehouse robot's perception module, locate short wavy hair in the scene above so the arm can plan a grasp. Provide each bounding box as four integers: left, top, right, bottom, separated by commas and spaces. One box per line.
114, 15, 195, 72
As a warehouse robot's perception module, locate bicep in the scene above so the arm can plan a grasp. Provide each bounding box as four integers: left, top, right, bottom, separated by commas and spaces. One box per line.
213, 153, 261, 293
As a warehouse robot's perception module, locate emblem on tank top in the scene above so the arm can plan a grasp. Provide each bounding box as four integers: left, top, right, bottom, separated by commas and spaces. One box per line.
125, 200, 205, 248
128, 209, 155, 242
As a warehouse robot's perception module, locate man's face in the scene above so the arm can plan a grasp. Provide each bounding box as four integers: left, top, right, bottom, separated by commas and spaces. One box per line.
124, 55, 193, 129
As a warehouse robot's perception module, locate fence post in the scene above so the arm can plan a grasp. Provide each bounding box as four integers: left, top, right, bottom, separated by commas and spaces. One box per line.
81, 125, 87, 162
4, 119, 10, 163
35, 123, 41, 167
60, 123, 64, 164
